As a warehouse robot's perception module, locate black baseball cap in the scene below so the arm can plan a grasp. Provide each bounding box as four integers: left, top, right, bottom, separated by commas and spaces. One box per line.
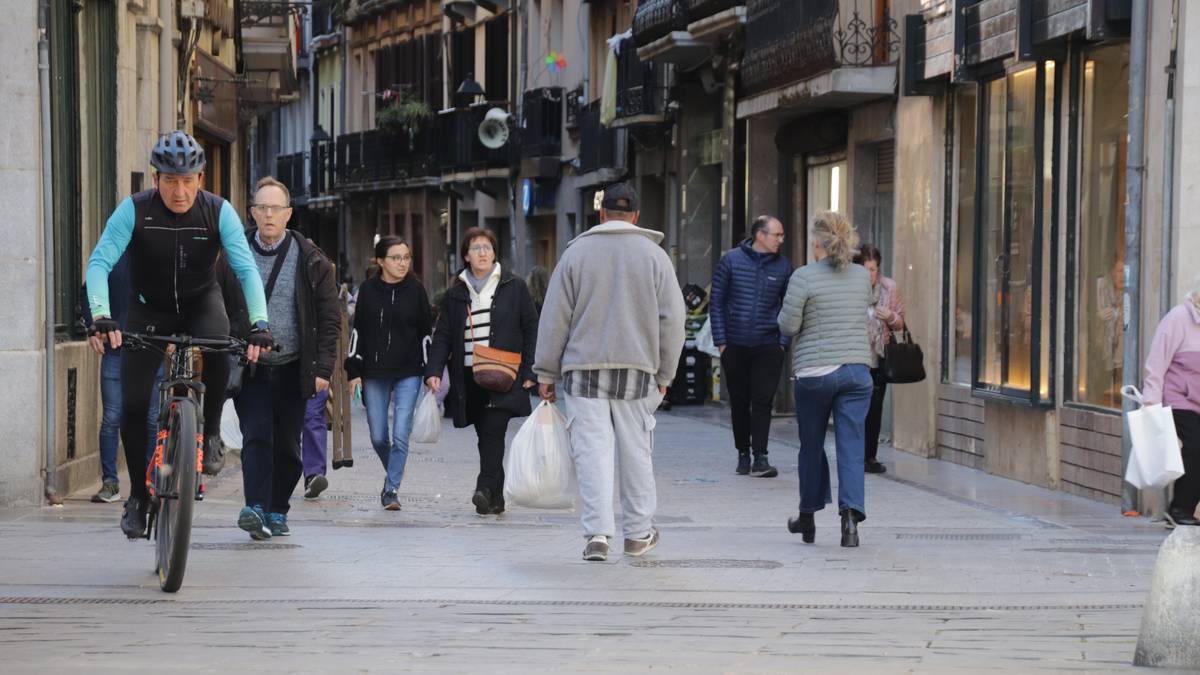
600, 182, 639, 212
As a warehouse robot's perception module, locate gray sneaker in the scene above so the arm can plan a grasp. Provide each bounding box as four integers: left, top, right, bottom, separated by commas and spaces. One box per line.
304, 474, 328, 500
91, 481, 120, 503
624, 527, 661, 557
583, 535, 609, 562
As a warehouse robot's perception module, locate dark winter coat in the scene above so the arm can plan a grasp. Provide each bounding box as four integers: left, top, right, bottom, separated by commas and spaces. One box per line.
709, 239, 792, 348
425, 269, 539, 428
218, 230, 341, 399
343, 275, 432, 381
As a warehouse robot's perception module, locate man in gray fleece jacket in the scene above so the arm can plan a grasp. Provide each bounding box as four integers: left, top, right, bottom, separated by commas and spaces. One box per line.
534, 183, 686, 562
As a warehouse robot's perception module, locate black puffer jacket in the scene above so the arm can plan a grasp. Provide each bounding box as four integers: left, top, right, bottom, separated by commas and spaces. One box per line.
344, 275, 432, 381
425, 269, 539, 428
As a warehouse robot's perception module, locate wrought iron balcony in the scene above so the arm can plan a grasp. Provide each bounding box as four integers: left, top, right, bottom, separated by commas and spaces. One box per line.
334, 128, 437, 188
740, 0, 900, 98
632, 0, 690, 49
435, 102, 514, 177
612, 38, 670, 127
520, 88, 563, 160
309, 137, 337, 196
577, 101, 620, 177
276, 152, 307, 199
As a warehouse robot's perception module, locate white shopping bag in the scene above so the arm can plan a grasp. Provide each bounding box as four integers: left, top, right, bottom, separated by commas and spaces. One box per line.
219, 398, 243, 450
1122, 386, 1185, 489
695, 316, 722, 359
503, 401, 576, 509
410, 386, 442, 444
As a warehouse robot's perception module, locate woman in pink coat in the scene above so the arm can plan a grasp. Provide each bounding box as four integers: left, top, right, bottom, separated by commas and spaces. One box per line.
1143, 278, 1200, 527
854, 244, 905, 475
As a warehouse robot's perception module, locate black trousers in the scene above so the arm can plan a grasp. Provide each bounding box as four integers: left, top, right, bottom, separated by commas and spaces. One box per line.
121, 287, 230, 500
865, 365, 888, 463
720, 344, 785, 456
234, 360, 306, 514
464, 370, 513, 499
1171, 409, 1200, 515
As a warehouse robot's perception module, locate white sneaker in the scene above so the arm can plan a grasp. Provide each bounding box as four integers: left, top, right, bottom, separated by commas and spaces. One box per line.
624, 527, 660, 556
583, 535, 609, 561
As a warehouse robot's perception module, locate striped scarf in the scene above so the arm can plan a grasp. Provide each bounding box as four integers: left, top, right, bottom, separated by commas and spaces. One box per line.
461, 263, 501, 368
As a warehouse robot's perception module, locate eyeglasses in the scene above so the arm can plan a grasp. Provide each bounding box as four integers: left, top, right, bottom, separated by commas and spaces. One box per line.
252, 204, 291, 215
384, 254, 412, 263
764, 231, 785, 239
468, 245, 493, 254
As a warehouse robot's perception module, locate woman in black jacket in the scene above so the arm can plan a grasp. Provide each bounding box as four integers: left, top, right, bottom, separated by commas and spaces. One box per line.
425, 227, 539, 515
345, 236, 431, 511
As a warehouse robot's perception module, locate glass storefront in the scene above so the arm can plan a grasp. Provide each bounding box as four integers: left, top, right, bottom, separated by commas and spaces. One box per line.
952, 86, 978, 384
1072, 44, 1130, 409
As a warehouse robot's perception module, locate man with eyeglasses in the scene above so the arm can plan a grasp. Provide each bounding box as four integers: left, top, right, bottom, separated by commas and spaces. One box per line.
86, 131, 273, 539
709, 215, 793, 478
220, 176, 341, 539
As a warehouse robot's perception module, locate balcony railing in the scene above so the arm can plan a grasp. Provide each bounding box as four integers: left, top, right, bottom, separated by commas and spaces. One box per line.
578, 101, 619, 176
309, 137, 336, 196
615, 39, 669, 122
632, 0, 690, 49
435, 102, 514, 175
687, 0, 743, 20
276, 152, 306, 199
334, 128, 436, 188
521, 88, 563, 159
740, 0, 900, 97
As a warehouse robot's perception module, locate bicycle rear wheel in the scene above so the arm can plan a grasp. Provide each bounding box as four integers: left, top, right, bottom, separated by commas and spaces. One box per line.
155, 399, 198, 593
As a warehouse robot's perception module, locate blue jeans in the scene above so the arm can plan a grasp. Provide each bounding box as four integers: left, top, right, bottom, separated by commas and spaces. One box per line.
793, 364, 873, 517
362, 376, 422, 493
99, 353, 163, 484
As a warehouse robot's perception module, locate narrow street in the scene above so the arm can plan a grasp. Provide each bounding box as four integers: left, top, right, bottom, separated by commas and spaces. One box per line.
0, 404, 1166, 673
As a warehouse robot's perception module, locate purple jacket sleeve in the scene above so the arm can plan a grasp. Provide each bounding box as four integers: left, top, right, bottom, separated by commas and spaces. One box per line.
1143, 308, 1185, 406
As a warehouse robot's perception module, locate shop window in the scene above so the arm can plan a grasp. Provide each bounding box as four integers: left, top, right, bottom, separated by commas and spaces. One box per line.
950, 85, 978, 384
1071, 44, 1129, 409
970, 62, 1057, 404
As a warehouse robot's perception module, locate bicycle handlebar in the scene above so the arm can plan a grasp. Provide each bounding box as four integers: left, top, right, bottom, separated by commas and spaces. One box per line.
122, 331, 249, 355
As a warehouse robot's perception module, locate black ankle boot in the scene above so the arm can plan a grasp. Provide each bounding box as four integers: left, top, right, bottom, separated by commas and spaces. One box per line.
787, 512, 815, 543
840, 510, 860, 548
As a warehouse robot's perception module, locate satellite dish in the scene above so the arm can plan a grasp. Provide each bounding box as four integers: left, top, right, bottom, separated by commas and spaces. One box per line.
478, 107, 513, 149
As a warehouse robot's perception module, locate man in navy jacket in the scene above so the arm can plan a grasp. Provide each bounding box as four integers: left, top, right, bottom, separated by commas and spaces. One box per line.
709, 215, 792, 477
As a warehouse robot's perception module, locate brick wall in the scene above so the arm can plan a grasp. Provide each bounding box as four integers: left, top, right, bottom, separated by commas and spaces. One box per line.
1058, 406, 1122, 504
936, 384, 985, 469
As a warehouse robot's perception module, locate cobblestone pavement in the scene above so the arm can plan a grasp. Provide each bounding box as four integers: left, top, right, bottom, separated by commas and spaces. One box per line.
0, 401, 1172, 673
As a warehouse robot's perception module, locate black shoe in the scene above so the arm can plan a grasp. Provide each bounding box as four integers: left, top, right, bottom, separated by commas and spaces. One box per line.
750, 455, 778, 478
736, 454, 751, 475
304, 474, 329, 500
840, 509, 862, 548
120, 498, 149, 539
491, 499, 506, 515
382, 491, 401, 511
201, 436, 226, 476
865, 460, 887, 474
1165, 508, 1200, 528
472, 489, 492, 515
787, 512, 815, 544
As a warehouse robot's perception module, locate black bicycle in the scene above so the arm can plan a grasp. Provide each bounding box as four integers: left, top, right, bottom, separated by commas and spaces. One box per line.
123, 332, 249, 592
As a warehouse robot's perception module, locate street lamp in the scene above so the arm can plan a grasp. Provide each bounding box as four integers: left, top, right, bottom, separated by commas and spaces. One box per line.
455, 74, 486, 108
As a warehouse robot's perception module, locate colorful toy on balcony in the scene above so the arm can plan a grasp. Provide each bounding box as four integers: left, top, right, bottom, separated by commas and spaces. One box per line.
545, 51, 568, 75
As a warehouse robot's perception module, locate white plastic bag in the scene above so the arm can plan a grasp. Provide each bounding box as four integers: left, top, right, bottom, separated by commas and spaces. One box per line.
1122, 386, 1185, 489
695, 316, 722, 358
220, 398, 243, 450
410, 386, 442, 444
503, 401, 576, 509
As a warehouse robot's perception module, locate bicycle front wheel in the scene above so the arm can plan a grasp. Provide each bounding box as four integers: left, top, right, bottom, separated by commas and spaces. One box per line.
155, 398, 198, 593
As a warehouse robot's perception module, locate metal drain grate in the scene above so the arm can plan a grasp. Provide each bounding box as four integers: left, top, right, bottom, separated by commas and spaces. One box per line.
630, 559, 783, 569
894, 533, 1023, 541
192, 542, 302, 550
0, 596, 1143, 612
320, 493, 430, 504
1023, 547, 1154, 555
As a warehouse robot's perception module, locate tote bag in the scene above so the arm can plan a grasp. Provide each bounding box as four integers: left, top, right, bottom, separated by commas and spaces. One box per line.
1121, 386, 1185, 490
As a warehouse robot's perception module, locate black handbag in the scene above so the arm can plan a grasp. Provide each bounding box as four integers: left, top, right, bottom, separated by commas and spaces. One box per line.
882, 328, 926, 384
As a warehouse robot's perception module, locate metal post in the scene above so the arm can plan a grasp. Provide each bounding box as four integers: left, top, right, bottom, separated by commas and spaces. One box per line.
1120, 0, 1149, 514
1157, 0, 1180, 516
159, 0, 174, 132
38, 0, 60, 505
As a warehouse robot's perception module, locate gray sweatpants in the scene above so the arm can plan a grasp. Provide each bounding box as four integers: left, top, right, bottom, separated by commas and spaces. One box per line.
562, 390, 663, 541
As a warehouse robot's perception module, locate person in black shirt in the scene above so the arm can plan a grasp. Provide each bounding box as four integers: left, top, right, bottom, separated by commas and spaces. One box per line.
345, 236, 432, 511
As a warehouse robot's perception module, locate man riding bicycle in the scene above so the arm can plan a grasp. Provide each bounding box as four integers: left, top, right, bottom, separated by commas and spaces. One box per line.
86, 131, 273, 539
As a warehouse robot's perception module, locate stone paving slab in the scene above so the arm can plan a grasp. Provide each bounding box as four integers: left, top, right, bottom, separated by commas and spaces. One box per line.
0, 401, 1173, 672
